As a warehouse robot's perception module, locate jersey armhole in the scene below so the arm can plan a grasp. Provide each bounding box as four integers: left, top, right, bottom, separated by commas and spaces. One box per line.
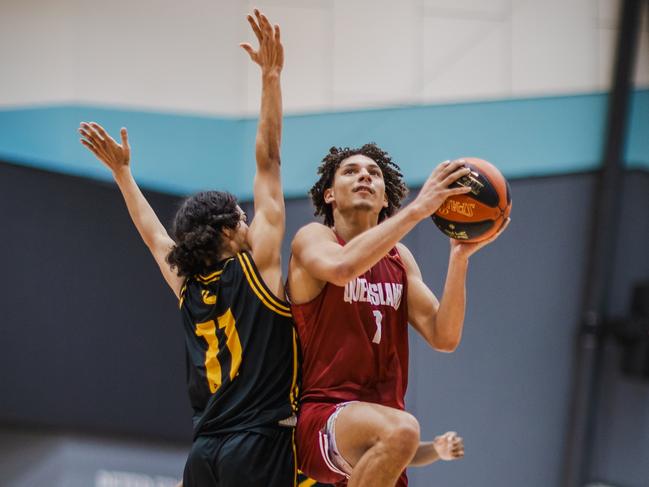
236, 252, 292, 318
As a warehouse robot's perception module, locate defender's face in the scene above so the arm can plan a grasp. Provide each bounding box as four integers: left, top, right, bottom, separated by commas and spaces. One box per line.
325, 155, 388, 215
233, 206, 250, 252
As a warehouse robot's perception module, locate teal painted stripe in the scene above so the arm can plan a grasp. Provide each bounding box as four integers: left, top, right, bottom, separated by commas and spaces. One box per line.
0, 90, 647, 199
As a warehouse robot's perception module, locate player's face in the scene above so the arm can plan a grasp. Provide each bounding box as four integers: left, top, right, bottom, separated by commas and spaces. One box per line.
231, 206, 250, 253
326, 155, 388, 215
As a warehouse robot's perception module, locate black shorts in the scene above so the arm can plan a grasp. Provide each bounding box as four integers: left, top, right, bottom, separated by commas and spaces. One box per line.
183, 427, 296, 487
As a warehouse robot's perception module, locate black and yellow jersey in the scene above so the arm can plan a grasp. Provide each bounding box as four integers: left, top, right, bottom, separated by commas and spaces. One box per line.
179, 251, 299, 438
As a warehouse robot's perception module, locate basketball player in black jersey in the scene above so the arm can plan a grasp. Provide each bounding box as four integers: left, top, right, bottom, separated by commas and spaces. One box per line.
78, 10, 318, 487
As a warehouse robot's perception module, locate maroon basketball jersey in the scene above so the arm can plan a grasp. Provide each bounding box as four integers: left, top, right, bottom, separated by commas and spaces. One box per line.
290, 235, 409, 410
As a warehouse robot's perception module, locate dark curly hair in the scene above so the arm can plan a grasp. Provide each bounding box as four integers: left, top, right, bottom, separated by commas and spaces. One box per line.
309, 143, 408, 227
166, 191, 241, 277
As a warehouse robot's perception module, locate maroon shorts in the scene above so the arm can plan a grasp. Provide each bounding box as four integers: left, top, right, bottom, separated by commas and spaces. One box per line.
296, 401, 408, 486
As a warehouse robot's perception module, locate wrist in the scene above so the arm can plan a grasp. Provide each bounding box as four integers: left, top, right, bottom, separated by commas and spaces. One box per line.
404, 200, 430, 222
113, 167, 132, 183
262, 70, 281, 81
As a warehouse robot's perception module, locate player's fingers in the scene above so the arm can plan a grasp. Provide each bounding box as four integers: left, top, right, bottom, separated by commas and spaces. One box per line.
254, 10, 267, 37
247, 14, 262, 42
89, 122, 110, 141
259, 12, 273, 36
120, 127, 129, 149
240, 43, 257, 60
78, 126, 94, 140
80, 122, 101, 143
445, 186, 472, 197
437, 159, 466, 178
80, 138, 102, 159
441, 166, 471, 187
274, 24, 281, 43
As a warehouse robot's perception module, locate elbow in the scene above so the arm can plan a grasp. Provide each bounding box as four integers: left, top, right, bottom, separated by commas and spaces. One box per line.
430, 335, 461, 353
330, 262, 355, 287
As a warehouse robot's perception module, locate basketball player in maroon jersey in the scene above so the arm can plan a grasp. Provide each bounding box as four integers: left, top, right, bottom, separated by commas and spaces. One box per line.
288, 144, 509, 486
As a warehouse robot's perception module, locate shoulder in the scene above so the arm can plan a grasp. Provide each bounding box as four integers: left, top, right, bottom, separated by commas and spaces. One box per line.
395, 242, 421, 276
292, 222, 337, 249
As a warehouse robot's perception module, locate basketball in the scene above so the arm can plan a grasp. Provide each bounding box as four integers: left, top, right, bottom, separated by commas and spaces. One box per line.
432, 158, 512, 243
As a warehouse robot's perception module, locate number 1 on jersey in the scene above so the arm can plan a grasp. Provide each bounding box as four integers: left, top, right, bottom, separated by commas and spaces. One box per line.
372, 310, 383, 344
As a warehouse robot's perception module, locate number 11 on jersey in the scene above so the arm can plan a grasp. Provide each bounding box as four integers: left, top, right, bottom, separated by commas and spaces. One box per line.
372, 310, 383, 344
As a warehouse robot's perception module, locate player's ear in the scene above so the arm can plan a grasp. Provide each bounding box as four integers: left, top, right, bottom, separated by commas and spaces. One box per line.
383, 193, 389, 208
221, 227, 234, 240
324, 187, 335, 204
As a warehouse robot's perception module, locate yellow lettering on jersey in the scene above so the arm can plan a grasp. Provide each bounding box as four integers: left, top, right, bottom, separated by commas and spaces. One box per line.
201, 289, 216, 305
219, 308, 242, 381
195, 309, 242, 393
195, 320, 222, 393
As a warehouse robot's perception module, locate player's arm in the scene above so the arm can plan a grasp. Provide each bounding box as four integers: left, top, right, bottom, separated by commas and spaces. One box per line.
292, 161, 472, 287
409, 432, 464, 467
79, 122, 183, 299
240, 10, 285, 274
400, 219, 510, 352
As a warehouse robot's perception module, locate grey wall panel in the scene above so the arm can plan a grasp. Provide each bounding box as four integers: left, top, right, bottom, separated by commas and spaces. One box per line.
1, 162, 648, 486
0, 162, 192, 442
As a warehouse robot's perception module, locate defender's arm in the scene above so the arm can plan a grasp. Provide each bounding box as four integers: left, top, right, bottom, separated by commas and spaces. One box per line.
241, 10, 285, 276
79, 122, 183, 298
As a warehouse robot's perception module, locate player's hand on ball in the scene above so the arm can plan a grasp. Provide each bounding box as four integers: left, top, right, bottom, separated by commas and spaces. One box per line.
79, 122, 131, 175
413, 160, 472, 218
451, 217, 511, 258
433, 431, 464, 461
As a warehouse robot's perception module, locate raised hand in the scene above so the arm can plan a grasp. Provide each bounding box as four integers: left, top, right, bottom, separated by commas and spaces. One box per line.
79, 122, 131, 176
240, 9, 283, 75
412, 159, 473, 218
433, 431, 465, 461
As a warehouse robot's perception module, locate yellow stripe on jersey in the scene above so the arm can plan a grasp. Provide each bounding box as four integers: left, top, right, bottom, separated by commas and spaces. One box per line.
178, 282, 188, 309
298, 476, 316, 487
237, 253, 292, 317
292, 430, 298, 487
239, 252, 291, 312
197, 268, 224, 282
289, 327, 299, 412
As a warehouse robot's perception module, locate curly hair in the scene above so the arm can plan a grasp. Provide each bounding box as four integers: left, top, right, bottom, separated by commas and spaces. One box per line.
166, 191, 241, 277
309, 143, 408, 227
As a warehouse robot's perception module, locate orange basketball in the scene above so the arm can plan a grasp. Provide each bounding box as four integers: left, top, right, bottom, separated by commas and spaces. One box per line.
432, 158, 512, 243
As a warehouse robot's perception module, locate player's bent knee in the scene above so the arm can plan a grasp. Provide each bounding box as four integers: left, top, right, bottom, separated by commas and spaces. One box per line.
383, 412, 420, 460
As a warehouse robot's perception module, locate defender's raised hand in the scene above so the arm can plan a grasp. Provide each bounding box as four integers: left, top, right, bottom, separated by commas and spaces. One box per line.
433, 431, 465, 461
79, 122, 130, 175
240, 9, 284, 75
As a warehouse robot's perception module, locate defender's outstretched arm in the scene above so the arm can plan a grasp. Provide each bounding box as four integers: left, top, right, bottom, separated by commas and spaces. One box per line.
240, 10, 286, 289
79, 122, 183, 298
409, 432, 464, 467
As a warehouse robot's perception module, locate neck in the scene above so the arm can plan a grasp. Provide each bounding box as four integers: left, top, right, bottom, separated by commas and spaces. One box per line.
332, 208, 380, 242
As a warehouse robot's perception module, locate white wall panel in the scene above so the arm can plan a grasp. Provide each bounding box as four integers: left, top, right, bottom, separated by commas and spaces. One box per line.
1, 0, 647, 113
0, 0, 76, 107
511, 0, 599, 96
421, 16, 510, 102
331, 0, 419, 108
242, 0, 332, 115
422, 0, 511, 19
71, 0, 244, 115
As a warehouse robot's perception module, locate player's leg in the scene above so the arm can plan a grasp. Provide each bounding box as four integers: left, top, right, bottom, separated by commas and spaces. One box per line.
334, 401, 420, 487
182, 436, 219, 487
217, 428, 296, 487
